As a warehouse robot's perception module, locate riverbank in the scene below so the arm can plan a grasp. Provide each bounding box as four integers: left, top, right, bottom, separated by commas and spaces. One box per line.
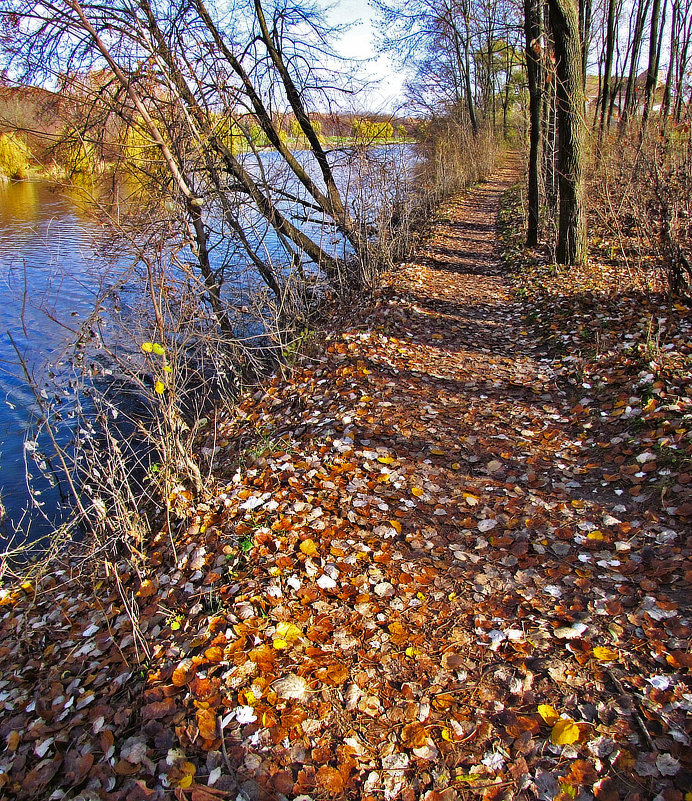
1, 159, 691, 800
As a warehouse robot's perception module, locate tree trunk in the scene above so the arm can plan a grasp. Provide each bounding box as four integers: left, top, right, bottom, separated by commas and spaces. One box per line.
641, 0, 663, 130
547, 0, 587, 265
579, 0, 592, 86
598, 0, 617, 144
525, 0, 543, 246
621, 0, 651, 128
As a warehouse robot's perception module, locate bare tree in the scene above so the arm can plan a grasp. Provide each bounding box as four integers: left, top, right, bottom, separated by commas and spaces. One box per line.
1, 0, 380, 343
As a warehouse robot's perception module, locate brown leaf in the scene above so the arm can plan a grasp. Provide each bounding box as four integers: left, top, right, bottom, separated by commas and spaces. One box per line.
22, 756, 63, 793
401, 722, 428, 749
141, 699, 177, 720
315, 765, 344, 796
136, 579, 157, 598
64, 751, 94, 785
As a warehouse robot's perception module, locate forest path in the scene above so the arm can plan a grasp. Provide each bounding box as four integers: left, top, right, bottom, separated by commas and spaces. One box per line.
3, 157, 690, 801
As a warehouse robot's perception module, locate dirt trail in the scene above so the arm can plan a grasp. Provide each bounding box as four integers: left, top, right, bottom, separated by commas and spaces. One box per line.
2, 158, 690, 800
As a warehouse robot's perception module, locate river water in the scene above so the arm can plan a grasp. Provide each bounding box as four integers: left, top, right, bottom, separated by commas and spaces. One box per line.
0, 181, 123, 546
0, 146, 415, 550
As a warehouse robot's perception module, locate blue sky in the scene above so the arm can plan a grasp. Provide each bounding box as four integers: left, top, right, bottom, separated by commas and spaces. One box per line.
322, 0, 409, 113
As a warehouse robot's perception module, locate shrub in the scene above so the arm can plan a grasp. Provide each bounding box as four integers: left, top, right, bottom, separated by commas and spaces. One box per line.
0, 132, 31, 180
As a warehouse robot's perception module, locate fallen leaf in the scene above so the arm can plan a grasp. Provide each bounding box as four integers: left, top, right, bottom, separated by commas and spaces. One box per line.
197, 708, 217, 740
551, 718, 580, 745
300, 539, 318, 556
538, 704, 559, 725
592, 646, 619, 662
315, 765, 344, 795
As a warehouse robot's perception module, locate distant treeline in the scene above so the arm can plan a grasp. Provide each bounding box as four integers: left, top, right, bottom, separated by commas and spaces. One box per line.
0, 80, 414, 180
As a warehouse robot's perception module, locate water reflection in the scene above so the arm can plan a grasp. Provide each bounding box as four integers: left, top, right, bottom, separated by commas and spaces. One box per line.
0, 180, 107, 545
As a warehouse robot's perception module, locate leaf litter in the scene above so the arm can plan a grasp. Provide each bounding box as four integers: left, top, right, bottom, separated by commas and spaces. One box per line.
1, 158, 691, 800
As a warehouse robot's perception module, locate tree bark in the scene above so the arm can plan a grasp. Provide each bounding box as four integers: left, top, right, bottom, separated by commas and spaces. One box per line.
525, 0, 543, 246
547, 0, 587, 265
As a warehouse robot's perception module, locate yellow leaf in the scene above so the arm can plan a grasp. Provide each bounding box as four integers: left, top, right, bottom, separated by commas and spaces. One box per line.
451, 462, 461, 470
154, 379, 166, 394
272, 638, 289, 650
152, 343, 165, 356
551, 718, 580, 745
360, 396, 372, 403
441, 727, 452, 742
299, 538, 318, 556
411, 487, 424, 497
141, 341, 154, 353
430, 447, 444, 455
389, 519, 402, 534
377, 473, 392, 483
592, 646, 619, 662
178, 772, 194, 789
538, 704, 559, 725
245, 690, 257, 706
405, 646, 421, 658
378, 455, 395, 464
416, 592, 425, 601
175, 762, 196, 789
276, 621, 302, 643
163, 364, 172, 373
587, 530, 604, 540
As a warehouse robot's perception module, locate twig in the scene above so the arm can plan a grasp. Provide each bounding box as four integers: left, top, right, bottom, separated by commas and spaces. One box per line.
605, 667, 656, 751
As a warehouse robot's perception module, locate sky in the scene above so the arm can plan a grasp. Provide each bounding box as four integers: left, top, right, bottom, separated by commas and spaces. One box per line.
322, 0, 410, 113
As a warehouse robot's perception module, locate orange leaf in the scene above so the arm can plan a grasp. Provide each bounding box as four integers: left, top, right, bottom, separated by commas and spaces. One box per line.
197, 707, 217, 740
316, 663, 349, 685
315, 766, 344, 796
204, 646, 225, 663
172, 659, 196, 686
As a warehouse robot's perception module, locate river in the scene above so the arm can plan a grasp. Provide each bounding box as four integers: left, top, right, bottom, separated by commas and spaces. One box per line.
0, 145, 415, 552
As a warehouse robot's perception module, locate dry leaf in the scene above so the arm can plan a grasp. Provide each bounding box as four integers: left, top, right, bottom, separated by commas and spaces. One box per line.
315, 765, 344, 795
196, 708, 217, 740
300, 539, 318, 556
551, 718, 580, 745
537, 704, 559, 725
592, 646, 619, 662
